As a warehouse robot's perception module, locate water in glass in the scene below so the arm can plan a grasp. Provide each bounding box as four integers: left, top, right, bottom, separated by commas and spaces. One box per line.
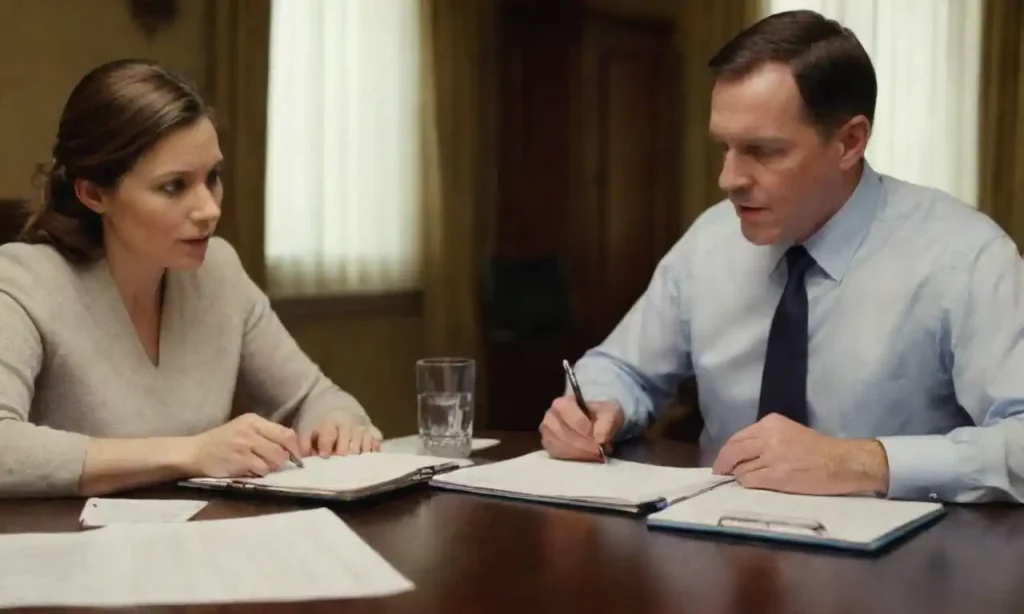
418, 391, 473, 457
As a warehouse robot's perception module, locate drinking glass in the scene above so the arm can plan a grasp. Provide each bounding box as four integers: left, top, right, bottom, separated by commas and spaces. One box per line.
416, 358, 475, 458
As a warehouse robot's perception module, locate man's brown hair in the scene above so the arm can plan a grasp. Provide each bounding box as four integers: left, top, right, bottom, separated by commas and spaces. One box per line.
709, 10, 876, 136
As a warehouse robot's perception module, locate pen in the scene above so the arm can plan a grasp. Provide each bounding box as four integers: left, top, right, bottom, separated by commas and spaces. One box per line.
289, 452, 305, 468
562, 359, 608, 463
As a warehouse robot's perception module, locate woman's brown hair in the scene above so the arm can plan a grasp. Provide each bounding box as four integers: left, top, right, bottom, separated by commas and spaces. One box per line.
21, 59, 211, 263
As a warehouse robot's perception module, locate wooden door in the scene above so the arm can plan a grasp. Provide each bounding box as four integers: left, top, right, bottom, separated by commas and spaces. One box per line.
486, 0, 679, 430
573, 13, 678, 346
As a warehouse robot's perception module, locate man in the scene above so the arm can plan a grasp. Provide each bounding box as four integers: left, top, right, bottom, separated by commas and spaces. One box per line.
539, 10, 1024, 503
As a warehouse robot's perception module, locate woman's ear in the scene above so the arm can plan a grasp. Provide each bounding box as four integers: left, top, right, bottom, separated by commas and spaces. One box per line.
73, 178, 110, 214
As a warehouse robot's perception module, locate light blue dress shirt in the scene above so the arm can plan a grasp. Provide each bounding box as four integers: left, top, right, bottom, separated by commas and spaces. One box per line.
573, 163, 1024, 503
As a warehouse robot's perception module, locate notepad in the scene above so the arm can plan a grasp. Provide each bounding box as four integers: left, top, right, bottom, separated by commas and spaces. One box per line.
0, 508, 412, 608
646, 482, 945, 552
429, 450, 733, 513
181, 452, 471, 502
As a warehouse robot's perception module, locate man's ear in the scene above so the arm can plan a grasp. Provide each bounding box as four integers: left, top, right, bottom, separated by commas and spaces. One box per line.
835, 115, 871, 170
73, 179, 110, 214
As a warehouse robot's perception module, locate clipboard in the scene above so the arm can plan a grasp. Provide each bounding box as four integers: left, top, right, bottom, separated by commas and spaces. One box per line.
179, 458, 469, 503
645, 484, 946, 552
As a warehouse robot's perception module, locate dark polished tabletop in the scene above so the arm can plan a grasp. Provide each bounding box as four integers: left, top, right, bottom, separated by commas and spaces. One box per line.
1, 431, 1022, 614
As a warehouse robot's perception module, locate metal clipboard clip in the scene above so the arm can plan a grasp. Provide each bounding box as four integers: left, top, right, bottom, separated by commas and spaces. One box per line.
717, 511, 828, 537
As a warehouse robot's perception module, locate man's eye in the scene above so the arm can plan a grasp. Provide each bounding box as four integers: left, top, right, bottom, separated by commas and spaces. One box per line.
748, 146, 782, 159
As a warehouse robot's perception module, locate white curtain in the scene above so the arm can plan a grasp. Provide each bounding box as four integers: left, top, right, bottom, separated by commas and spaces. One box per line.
764, 0, 983, 207
264, 0, 422, 297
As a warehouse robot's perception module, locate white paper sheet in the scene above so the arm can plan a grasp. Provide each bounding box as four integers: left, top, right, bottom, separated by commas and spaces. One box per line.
381, 435, 501, 455
648, 482, 944, 545
190, 452, 470, 492
0, 508, 413, 607
79, 498, 208, 527
432, 450, 732, 505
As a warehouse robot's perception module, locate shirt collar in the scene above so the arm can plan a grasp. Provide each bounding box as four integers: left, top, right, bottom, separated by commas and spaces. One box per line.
768, 162, 883, 282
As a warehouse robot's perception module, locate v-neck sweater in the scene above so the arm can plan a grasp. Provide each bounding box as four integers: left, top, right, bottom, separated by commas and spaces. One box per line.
0, 237, 374, 497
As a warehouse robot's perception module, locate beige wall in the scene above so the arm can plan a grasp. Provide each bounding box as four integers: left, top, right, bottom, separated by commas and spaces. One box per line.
279, 310, 424, 438
0, 0, 210, 199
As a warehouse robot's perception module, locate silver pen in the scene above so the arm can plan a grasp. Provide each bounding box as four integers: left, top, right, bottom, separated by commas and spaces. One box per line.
562, 359, 608, 463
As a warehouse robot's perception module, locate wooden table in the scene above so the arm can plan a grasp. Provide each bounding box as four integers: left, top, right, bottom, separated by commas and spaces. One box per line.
1, 432, 1023, 613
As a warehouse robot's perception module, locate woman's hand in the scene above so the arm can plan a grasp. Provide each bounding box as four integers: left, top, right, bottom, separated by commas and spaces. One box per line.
301, 414, 382, 457
185, 413, 303, 478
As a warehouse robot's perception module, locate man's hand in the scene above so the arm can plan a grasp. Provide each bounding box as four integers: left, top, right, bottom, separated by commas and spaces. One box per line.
539, 396, 624, 462
712, 413, 890, 496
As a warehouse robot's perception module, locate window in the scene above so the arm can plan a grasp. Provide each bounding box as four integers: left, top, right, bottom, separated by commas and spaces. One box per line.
264, 0, 422, 297
764, 0, 983, 206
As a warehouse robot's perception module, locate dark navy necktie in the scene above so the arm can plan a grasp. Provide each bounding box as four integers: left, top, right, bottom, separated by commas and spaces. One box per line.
757, 245, 815, 425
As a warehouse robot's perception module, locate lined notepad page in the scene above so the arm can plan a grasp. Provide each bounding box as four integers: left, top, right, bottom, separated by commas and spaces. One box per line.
433, 451, 732, 505
649, 482, 943, 544
0, 508, 412, 608
190, 453, 468, 492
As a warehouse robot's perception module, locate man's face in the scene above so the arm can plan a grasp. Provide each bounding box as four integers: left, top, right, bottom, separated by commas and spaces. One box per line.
709, 63, 848, 246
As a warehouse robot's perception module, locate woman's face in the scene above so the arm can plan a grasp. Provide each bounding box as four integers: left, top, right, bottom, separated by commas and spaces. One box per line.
84, 117, 223, 270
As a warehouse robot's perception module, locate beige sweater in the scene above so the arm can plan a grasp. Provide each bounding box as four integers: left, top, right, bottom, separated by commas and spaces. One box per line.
0, 237, 373, 497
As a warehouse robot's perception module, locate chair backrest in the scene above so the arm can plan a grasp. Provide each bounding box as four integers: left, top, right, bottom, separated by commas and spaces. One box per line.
484, 256, 573, 339
0, 199, 27, 245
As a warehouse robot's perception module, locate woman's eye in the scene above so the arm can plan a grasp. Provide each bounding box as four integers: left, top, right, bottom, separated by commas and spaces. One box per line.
206, 169, 221, 187
159, 179, 187, 196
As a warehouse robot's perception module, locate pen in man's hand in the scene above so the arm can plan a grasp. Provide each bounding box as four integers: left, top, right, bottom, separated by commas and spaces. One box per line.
289, 452, 305, 468
561, 359, 608, 463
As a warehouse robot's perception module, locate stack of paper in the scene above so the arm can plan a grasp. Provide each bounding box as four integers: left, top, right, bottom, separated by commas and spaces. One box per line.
0, 508, 413, 608
431, 450, 733, 513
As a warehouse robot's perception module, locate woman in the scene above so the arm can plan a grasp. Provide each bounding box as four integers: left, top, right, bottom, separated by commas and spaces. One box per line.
0, 59, 382, 498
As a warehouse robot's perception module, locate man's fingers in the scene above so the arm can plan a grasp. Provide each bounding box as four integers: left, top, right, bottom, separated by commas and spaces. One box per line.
736, 466, 775, 490
540, 424, 593, 461
592, 411, 618, 446
551, 396, 596, 437
712, 437, 764, 475
548, 409, 603, 456
540, 414, 602, 461
731, 455, 769, 477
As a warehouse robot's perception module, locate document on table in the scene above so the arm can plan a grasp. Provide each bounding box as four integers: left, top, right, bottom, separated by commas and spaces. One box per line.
183, 452, 471, 501
431, 450, 733, 513
79, 498, 208, 527
381, 434, 501, 455
0, 508, 413, 608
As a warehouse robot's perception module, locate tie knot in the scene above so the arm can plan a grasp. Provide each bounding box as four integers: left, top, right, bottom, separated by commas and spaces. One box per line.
785, 245, 815, 279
